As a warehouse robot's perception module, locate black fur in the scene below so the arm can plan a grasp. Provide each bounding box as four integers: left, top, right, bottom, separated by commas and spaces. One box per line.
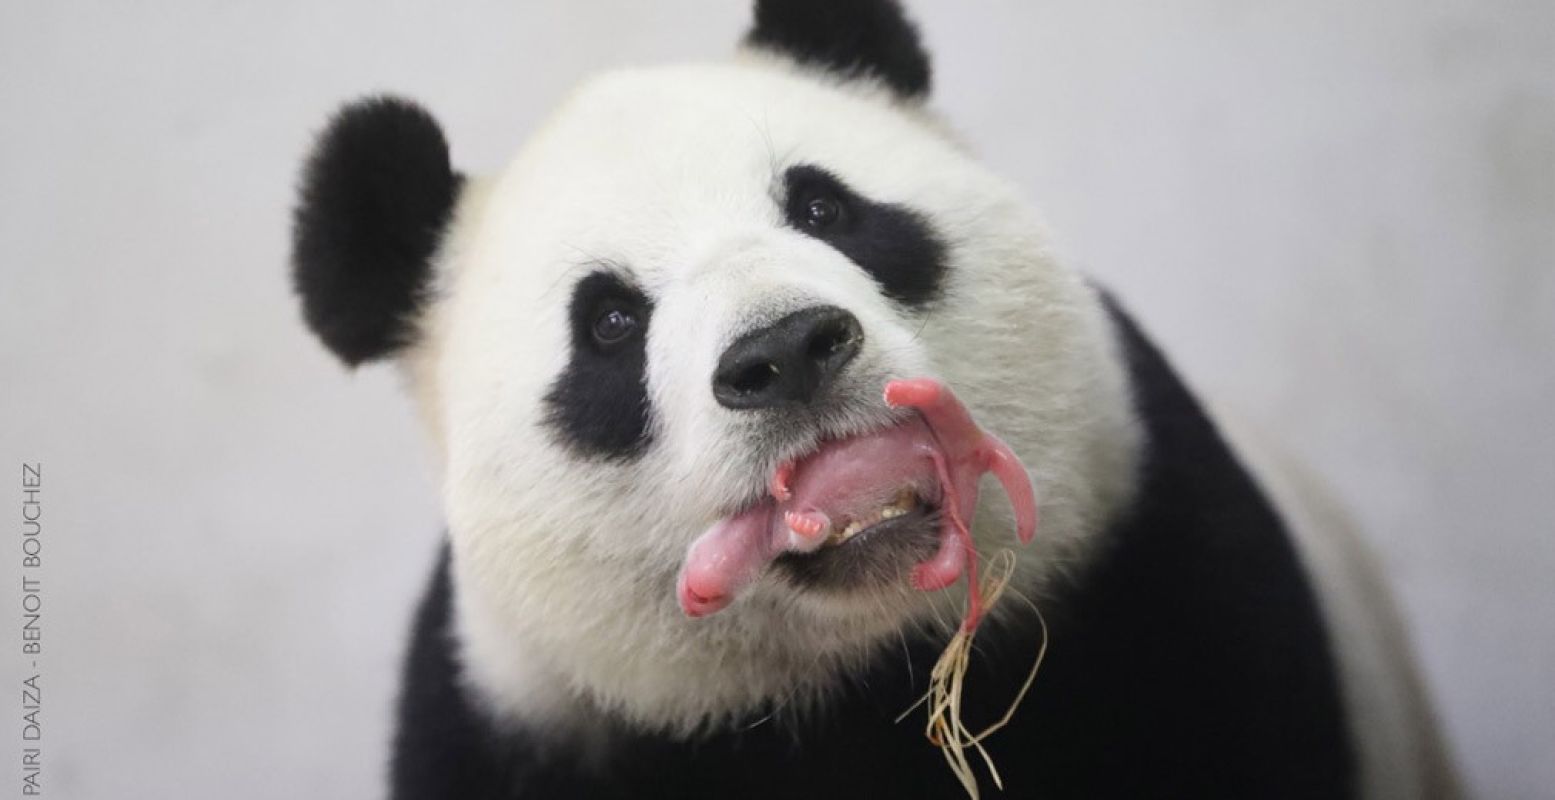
543, 271, 656, 459
784, 164, 948, 308
390, 298, 1356, 799
292, 96, 460, 366
747, 0, 932, 98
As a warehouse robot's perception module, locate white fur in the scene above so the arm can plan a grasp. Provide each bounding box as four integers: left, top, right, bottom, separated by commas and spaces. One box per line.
401, 56, 1140, 738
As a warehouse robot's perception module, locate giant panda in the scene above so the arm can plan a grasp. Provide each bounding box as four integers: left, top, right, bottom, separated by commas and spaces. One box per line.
289, 1, 1457, 797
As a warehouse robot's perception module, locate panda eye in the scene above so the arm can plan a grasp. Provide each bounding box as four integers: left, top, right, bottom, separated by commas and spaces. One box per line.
592, 306, 639, 346
803, 194, 843, 230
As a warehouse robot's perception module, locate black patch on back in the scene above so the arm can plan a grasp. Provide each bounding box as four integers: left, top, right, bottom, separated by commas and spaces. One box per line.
747, 0, 932, 98
543, 271, 656, 459
291, 96, 460, 366
391, 547, 524, 797
392, 295, 1356, 798
782, 165, 947, 308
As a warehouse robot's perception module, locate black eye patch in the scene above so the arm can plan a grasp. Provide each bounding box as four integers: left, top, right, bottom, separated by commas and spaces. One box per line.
782, 165, 947, 308
543, 271, 655, 460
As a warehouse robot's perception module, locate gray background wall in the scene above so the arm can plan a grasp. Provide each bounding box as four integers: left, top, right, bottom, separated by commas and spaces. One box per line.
1, 1, 1550, 797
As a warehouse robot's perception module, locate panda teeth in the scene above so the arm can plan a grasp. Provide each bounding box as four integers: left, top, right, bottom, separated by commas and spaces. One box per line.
821, 491, 920, 548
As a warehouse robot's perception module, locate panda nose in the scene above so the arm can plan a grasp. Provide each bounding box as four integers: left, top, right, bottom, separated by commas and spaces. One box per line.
713, 306, 864, 410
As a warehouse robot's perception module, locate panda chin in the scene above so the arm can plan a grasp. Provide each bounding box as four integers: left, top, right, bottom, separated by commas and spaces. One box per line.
772, 496, 943, 591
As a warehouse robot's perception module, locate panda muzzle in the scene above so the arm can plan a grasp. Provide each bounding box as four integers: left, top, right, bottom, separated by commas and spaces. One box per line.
676, 377, 1038, 617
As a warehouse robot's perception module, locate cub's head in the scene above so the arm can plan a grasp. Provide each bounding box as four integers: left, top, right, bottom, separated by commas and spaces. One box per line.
293, 0, 1138, 736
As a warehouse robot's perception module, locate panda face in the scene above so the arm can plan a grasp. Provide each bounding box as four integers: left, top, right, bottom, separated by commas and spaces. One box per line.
293, 3, 1140, 736
393, 62, 1137, 734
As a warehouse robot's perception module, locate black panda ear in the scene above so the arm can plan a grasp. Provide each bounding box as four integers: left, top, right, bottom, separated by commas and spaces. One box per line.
746, 0, 931, 98
291, 96, 461, 367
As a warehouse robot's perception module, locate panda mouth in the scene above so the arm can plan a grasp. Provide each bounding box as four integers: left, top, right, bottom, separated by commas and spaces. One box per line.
815, 487, 922, 547
676, 378, 1038, 617
772, 490, 944, 591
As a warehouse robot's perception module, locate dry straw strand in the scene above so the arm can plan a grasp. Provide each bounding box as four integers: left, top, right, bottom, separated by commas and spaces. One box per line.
898, 549, 1049, 800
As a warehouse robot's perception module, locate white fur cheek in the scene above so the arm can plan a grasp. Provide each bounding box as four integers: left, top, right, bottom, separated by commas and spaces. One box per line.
897, 194, 1143, 594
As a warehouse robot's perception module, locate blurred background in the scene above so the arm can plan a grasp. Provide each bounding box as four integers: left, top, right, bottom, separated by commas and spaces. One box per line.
2, 1, 1550, 797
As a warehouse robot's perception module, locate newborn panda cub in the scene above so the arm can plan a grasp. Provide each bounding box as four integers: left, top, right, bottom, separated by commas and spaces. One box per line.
291, 1, 1445, 798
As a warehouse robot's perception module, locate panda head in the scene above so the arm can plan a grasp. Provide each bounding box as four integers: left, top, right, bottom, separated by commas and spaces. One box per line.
293, 0, 1139, 737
